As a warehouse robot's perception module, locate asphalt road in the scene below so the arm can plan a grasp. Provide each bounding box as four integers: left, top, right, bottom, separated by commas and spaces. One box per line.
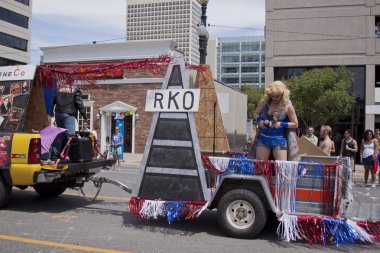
0, 163, 380, 253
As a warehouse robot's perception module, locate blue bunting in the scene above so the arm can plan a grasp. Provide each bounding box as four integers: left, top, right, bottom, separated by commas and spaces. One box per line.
226, 158, 254, 175
322, 218, 358, 245
164, 201, 186, 224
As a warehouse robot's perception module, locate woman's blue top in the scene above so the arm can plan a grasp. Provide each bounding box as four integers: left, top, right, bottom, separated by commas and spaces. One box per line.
259, 103, 287, 146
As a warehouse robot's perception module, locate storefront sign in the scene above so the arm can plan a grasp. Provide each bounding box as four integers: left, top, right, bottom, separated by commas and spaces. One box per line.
0, 65, 37, 81
145, 89, 200, 112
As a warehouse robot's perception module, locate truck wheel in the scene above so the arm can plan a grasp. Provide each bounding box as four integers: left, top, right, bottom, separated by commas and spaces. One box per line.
0, 174, 12, 207
33, 184, 67, 197
217, 189, 267, 238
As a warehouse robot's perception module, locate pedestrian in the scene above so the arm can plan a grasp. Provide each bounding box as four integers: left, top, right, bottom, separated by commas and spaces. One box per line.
304, 126, 318, 146
51, 85, 87, 135
253, 81, 299, 161
359, 129, 378, 188
82, 122, 90, 132
112, 126, 123, 170
319, 125, 335, 156
340, 129, 358, 172
50, 85, 87, 160
376, 128, 380, 184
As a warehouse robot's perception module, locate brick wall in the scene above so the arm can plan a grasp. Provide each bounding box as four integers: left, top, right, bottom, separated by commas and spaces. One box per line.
84, 82, 162, 153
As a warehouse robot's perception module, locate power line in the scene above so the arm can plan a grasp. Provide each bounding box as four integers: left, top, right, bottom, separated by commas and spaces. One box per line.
209, 24, 366, 39
1, 23, 375, 60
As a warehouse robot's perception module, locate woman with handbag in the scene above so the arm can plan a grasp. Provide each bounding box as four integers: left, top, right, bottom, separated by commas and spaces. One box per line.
253, 81, 299, 161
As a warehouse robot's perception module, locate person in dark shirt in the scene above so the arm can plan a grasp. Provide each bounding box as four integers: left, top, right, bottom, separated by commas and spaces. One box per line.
340, 129, 358, 172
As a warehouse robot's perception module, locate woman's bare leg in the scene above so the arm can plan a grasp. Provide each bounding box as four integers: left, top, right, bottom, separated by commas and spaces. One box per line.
256, 147, 271, 160
273, 149, 287, 161
364, 167, 369, 184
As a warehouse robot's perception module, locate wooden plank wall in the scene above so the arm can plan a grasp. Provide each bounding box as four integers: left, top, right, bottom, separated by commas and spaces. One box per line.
194, 68, 230, 152
23, 79, 49, 132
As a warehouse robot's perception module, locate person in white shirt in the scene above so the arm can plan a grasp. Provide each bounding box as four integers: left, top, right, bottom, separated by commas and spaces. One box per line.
304, 126, 318, 146
360, 129, 378, 187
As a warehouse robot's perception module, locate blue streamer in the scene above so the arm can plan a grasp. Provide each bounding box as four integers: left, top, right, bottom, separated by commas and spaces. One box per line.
322, 218, 358, 245
226, 158, 254, 175
164, 201, 186, 224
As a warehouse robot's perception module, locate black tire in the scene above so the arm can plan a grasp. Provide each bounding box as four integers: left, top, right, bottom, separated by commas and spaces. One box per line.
33, 183, 67, 197
0, 174, 12, 207
217, 189, 267, 239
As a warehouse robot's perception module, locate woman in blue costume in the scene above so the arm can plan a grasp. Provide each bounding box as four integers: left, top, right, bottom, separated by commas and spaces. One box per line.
254, 81, 298, 161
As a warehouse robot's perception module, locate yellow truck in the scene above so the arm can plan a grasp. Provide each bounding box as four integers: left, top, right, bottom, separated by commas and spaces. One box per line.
0, 65, 114, 207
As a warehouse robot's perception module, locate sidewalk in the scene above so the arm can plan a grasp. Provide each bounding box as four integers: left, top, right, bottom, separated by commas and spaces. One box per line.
121, 153, 143, 167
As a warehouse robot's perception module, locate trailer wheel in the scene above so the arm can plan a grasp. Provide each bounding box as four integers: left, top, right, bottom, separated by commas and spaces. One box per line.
0, 173, 12, 207
33, 184, 67, 197
217, 189, 267, 238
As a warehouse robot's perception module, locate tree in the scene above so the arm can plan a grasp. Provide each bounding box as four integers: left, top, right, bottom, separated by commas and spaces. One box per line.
240, 85, 265, 120
284, 67, 357, 128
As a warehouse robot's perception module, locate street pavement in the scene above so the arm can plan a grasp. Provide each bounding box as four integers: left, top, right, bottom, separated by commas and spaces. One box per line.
0, 153, 379, 252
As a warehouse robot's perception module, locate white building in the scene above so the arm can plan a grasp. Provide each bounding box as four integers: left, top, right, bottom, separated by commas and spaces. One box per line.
0, 0, 32, 66
126, 0, 201, 65
217, 36, 265, 88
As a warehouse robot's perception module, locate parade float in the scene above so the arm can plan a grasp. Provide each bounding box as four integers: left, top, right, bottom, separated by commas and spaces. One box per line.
1, 57, 378, 246
126, 57, 380, 245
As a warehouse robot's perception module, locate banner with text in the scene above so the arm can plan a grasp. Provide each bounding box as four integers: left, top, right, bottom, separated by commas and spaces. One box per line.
145, 89, 200, 112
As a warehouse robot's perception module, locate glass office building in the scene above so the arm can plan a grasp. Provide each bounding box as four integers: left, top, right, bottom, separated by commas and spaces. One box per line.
217, 36, 265, 88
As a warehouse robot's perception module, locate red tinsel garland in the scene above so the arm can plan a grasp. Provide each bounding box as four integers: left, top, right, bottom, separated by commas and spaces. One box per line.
201, 154, 224, 175
37, 56, 210, 88
128, 197, 145, 218
37, 56, 172, 88
297, 216, 326, 244
356, 221, 380, 243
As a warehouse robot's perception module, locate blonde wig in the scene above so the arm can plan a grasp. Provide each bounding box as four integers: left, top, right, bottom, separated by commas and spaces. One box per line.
262, 81, 290, 110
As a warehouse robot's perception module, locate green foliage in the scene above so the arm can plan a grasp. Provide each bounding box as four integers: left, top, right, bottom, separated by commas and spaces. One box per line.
284, 67, 357, 128
240, 85, 265, 119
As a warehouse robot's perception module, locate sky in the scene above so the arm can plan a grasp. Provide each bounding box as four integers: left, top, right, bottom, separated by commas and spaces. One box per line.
31, 0, 265, 64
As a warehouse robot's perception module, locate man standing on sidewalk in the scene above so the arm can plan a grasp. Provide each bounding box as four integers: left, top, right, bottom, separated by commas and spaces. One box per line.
340, 129, 358, 172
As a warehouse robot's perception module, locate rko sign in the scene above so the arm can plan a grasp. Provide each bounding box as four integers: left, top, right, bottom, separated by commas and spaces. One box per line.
145, 89, 200, 112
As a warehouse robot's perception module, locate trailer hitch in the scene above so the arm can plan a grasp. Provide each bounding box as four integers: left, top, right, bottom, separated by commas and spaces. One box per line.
78, 176, 133, 201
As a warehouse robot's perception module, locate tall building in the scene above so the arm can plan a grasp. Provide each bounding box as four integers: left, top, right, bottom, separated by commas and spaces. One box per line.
217, 36, 265, 88
0, 0, 32, 66
126, 0, 201, 64
265, 0, 380, 137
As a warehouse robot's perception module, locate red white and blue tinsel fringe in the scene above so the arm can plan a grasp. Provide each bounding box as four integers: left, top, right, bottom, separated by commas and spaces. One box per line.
277, 213, 380, 245
128, 197, 208, 224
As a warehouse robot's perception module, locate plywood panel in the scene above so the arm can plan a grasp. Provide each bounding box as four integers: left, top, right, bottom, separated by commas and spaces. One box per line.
194, 68, 230, 152
23, 80, 49, 132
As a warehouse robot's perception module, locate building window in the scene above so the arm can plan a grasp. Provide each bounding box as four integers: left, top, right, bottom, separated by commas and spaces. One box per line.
0, 57, 24, 66
0, 7, 29, 29
0, 32, 28, 51
376, 16, 380, 38
222, 66, 239, 74
221, 42, 240, 53
14, 0, 30, 6
222, 77, 239, 83
221, 55, 239, 63
241, 66, 258, 73
241, 42, 260, 52
376, 65, 380, 87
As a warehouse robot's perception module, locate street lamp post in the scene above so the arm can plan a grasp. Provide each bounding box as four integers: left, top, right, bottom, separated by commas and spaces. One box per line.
197, 0, 209, 65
